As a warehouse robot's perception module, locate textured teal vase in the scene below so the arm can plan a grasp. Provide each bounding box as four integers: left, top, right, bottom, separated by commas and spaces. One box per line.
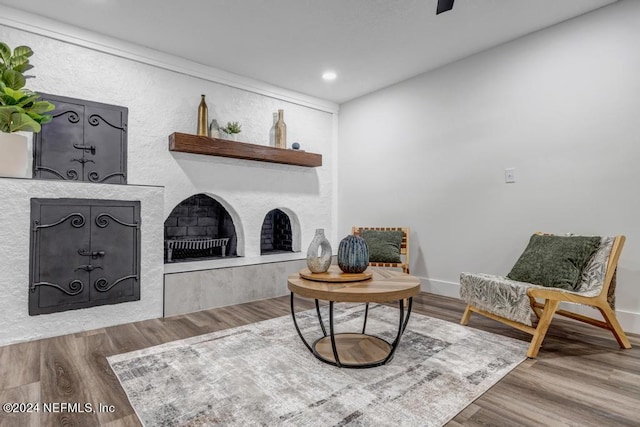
337, 235, 369, 274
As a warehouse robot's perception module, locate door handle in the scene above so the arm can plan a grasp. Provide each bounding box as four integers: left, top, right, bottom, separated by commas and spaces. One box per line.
71, 158, 95, 165
75, 264, 103, 272
78, 249, 105, 259
73, 143, 96, 155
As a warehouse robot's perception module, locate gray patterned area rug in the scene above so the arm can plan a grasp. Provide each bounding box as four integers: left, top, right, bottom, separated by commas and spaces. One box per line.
108, 304, 528, 426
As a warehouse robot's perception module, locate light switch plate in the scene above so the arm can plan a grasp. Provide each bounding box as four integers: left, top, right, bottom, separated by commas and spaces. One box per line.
505, 168, 516, 183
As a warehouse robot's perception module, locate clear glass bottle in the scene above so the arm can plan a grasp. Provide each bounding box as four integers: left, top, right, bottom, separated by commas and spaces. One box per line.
269, 112, 278, 146
209, 119, 220, 139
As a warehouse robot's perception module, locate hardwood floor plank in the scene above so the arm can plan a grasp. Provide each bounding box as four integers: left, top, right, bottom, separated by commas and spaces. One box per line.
179, 309, 230, 332
72, 333, 136, 424
104, 323, 155, 354
129, 318, 182, 347
156, 316, 209, 339
0, 382, 41, 427
102, 414, 142, 427
463, 406, 545, 427
0, 292, 637, 426
479, 379, 638, 427
505, 364, 640, 422
39, 335, 100, 427
0, 340, 40, 389
607, 368, 640, 394
73, 327, 107, 338
446, 402, 480, 426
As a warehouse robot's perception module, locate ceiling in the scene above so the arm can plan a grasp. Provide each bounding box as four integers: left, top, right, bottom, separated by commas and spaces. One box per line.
0, 0, 618, 104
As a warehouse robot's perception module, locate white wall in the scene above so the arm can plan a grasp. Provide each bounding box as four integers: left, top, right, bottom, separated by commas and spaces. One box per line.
0, 18, 337, 261
338, 0, 640, 332
0, 9, 338, 344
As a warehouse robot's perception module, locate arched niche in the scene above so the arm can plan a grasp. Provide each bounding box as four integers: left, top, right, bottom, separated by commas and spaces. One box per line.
164, 193, 243, 262
260, 207, 301, 255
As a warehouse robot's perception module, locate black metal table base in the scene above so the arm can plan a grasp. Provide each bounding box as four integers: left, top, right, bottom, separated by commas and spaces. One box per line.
290, 293, 414, 368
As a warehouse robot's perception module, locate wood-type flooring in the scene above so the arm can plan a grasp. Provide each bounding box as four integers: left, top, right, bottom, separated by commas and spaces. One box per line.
1, 293, 638, 426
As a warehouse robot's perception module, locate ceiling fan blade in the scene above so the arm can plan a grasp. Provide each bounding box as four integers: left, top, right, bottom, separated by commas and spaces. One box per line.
436, 0, 455, 14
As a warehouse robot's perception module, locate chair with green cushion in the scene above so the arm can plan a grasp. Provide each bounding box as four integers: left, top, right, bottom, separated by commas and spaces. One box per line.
459, 232, 631, 358
352, 226, 410, 274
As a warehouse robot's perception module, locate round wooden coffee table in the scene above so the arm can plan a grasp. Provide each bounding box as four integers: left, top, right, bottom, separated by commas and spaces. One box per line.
288, 266, 421, 368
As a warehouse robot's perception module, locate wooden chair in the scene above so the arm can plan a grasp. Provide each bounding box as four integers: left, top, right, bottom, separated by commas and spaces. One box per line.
352, 226, 410, 274
460, 234, 631, 358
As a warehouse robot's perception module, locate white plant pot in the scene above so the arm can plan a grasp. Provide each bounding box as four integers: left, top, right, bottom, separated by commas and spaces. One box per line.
0, 131, 33, 178
222, 132, 237, 141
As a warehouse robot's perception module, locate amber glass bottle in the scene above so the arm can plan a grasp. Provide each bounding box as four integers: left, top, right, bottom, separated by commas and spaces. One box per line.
275, 109, 287, 148
197, 95, 208, 136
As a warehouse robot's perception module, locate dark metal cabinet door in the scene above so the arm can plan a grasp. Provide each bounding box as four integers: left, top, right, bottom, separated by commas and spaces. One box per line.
29, 201, 91, 315
33, 98, 85, 181
33, 94, 128, 184
89, 202, 140, 302
29, 199, 141, 316
85, 104, 128, 184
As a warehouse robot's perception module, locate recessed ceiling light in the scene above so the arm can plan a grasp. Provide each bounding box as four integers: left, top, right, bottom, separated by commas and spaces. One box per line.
322, 71, 337, 81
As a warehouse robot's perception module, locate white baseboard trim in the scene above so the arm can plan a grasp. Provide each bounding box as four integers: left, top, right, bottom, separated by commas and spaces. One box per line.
616, 309, 640, 336
418, 277, 460, 299
418, 276, 640, 335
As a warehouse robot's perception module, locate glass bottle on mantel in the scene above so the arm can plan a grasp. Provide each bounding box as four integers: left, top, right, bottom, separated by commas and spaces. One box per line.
275, 109, 287, 148
197, 94, 208, 136
269, 112, 278, 147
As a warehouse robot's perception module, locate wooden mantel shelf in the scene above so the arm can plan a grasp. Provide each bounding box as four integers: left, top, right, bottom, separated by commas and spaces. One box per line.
169, 132, 322, 167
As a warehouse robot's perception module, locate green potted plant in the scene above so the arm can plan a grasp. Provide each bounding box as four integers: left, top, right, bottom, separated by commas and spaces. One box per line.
219, 121, 242, 141
0, 42, 54, 177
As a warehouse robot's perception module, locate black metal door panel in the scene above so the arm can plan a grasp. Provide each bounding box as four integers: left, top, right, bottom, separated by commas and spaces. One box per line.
85, 104, 127, 184
90, 203, 139, 301
30, 202, 91, 314
33, 94, 128, 184
30, 199, 141, 316
33, 98, 84, 181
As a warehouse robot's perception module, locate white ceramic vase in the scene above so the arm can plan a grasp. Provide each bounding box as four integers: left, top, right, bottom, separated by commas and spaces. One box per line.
0, 131, 33, 178
306, 228, 332, 273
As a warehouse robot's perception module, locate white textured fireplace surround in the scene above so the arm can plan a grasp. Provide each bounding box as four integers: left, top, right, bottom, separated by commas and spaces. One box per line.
162, 190, 317, 317
0, 18, 337, 345
0, 178, 165, 346
0, 175, 328, 345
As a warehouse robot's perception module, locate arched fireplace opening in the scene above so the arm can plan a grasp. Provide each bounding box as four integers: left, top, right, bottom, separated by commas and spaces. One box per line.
260, 209, 294, 255
164, 194, 238, 263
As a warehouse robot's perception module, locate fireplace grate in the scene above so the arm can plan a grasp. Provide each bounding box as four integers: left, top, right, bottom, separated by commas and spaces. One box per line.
166, 237, 229, 262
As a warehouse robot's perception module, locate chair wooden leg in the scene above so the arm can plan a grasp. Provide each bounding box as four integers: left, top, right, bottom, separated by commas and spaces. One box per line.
461, 304, 473, 326
597, 304, 632, 349
527, 299, 560, 358
528, 295, 542, 319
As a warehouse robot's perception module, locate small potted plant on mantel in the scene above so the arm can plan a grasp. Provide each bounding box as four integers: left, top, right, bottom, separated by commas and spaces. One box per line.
219, 121, 242, 141
0, 42, 54, 178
